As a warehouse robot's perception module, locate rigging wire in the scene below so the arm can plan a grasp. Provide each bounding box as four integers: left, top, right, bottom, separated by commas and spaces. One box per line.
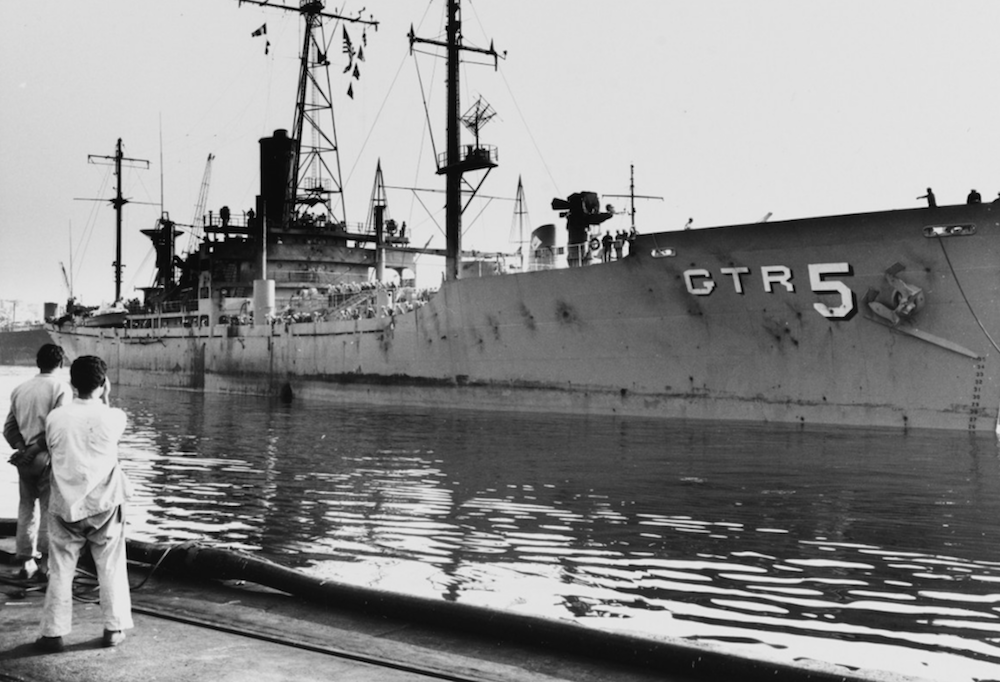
129, 248, 157, 293
497, 68, 561, 200
343, 53, 409, 188
409, 48, 438, 174
75, 167, 114, 293
937, 238, 1000, 356
409, 189, 445, 238
407, 5, 441, 258
462, 197, 494, 238
412, 54, 440, 171
341, 0, 437, 240
466, 0, 560, 202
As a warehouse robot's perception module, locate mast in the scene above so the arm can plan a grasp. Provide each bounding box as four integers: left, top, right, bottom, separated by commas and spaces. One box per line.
513, 176, 527, 271
410, 0, 500, 281
371, 160, 388, 283
604, 164, 664, 236
445, 0, 461, 281
629, 164, 636, 233
87, 138, 149, 303
238, 0, 377, 229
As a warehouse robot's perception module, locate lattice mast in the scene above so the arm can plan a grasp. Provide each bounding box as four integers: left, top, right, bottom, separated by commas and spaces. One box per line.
238, 0, 377, 228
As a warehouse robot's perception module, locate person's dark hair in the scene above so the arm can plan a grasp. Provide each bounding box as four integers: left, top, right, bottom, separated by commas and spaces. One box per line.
70, 355, 108, 396
36, 344, 65, 372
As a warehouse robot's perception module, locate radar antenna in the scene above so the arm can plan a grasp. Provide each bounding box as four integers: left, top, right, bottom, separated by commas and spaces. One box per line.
461, 96, 496, 149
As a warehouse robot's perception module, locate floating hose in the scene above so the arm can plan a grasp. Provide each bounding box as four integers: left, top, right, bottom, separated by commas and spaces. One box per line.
122, 539, 879, 682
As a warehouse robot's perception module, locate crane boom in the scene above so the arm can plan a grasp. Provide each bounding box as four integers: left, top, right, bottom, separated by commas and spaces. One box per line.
187, 153, 214, 253
59, 261, 72, 298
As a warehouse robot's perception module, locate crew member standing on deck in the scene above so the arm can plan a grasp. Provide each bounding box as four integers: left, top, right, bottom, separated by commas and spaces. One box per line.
918, 187, 936, 208
36, 356, 132, 653
967, 189, 982, 204
4, 344, 70, 581
602, 231, 613, 262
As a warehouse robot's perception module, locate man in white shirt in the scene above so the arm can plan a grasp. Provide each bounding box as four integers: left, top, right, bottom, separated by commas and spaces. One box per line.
36, 355, 132, 653
3, 344, 71, 580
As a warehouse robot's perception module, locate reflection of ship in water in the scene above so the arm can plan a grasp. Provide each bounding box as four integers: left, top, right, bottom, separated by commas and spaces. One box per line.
116, 382, 1000, 677
49, 0, 1000, 433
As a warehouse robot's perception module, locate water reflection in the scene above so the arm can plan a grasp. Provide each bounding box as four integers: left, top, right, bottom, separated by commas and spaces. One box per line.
5, 361, 1000, 680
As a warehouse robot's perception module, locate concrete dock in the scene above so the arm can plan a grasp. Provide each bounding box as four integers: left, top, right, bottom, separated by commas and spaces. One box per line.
0, 534, 918, 682
0, 554, 668, 682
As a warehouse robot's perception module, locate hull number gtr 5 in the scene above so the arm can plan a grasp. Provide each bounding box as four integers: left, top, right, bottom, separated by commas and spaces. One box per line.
684, 263, 857, 319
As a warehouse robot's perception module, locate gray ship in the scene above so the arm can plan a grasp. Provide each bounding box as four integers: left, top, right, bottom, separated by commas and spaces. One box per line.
49, 0, 1000, 433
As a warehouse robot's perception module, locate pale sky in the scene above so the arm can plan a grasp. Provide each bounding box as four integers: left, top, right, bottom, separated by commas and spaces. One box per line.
3, 0, 1000, 315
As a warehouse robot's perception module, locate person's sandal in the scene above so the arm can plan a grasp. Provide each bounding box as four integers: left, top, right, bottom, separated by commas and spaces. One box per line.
34, 636, 64, 653
102, 630, 125, 647
17, 559, 38, 580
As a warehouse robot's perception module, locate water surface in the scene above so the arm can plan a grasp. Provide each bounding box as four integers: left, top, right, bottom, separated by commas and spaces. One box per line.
3, 365, 1000, 680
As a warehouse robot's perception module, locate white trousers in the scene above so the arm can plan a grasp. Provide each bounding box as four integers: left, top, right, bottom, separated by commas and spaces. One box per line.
41, 505, 133, 637
15, 453, 50, 561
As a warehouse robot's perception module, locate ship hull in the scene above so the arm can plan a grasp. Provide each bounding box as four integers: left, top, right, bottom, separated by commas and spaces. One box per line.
0, 327, 51, 366
50, 204, 1000, 433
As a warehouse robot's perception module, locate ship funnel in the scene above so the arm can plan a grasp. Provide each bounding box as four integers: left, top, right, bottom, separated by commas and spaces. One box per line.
259, 130, 294, 230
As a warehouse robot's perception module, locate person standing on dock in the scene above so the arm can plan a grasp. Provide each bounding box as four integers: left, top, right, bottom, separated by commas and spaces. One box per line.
3, 344, 70, 581
35, 356, 132, 653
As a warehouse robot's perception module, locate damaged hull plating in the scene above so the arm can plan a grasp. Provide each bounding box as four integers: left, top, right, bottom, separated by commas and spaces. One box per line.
50, 202, 1000, 433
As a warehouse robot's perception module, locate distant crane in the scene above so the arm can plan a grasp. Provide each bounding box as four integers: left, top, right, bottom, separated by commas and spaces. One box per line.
186, 153, 214, 254
59, 262, 73, 300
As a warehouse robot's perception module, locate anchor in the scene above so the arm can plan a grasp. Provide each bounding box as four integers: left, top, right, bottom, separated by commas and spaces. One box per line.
867, 262, 925, 325
864, 262, 980, 359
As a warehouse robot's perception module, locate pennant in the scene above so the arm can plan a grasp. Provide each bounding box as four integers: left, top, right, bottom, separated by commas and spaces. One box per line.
357, 45, 364, 62
265, 40, 270, 55
251, 23, 267, 37
342, 27, 354, 59
346, 83, 354, 99
353, 64, 360, 80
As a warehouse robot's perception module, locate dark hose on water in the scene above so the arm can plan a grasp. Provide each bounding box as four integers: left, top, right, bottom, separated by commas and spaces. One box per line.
125, 539, 877, 682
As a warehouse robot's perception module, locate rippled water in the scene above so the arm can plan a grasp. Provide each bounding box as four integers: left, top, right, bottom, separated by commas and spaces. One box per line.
3, 365, 1000, 680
